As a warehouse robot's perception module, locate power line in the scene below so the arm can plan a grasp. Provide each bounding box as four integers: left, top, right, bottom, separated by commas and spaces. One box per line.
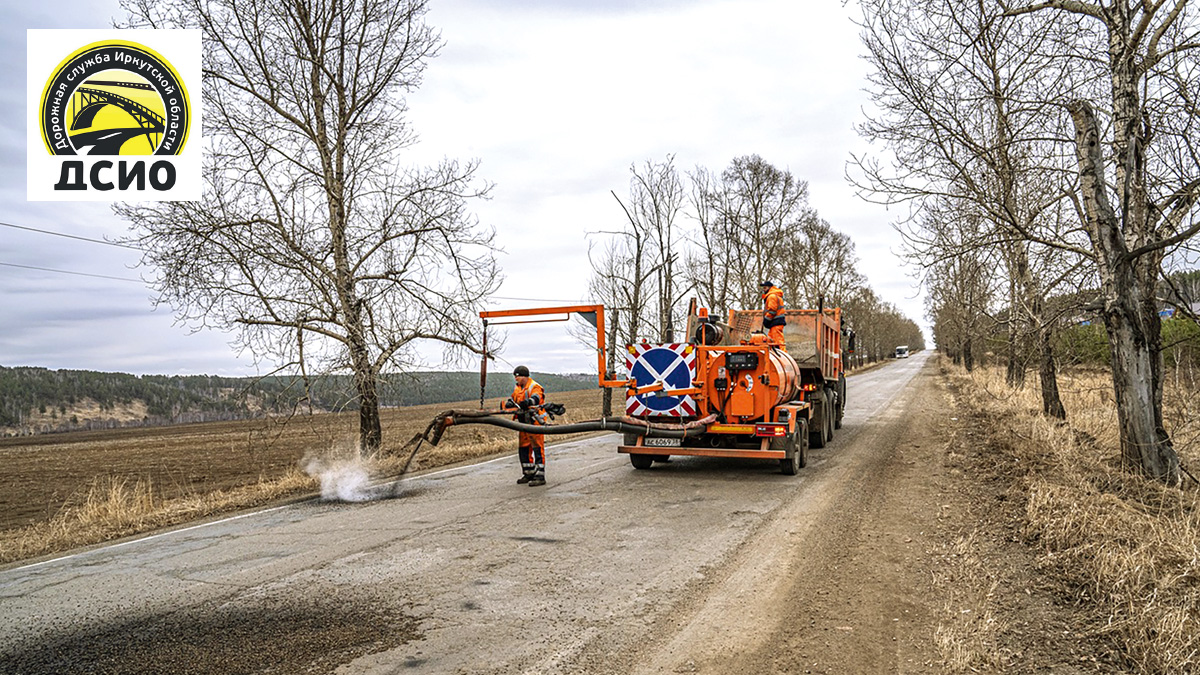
0, 261, 143, 283
0, 220, 141, 250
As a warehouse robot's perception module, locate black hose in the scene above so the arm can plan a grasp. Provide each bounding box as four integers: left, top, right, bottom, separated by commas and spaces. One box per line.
446, 414, 707, 439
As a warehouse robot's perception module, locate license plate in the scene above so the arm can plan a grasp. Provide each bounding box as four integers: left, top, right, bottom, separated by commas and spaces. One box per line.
643, 437, 681, 447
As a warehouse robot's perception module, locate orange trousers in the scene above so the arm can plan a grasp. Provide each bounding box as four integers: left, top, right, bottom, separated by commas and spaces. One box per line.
518, 430, 545, 478
768, 324, 786, 349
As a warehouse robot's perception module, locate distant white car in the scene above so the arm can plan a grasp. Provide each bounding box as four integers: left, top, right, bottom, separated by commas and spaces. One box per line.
895, 346, 909, 358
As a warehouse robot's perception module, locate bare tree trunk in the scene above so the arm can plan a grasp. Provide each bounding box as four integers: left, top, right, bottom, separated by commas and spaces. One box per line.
354, 361, 383, 453
347, 302, 383, 453
1006, 269, 1023, 386
1069, 100, 1180, 483
1038, 326, 1066, 419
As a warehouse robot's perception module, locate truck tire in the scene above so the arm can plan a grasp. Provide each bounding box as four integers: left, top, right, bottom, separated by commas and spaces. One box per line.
835, 375, 846, 430
630, 454, 654, 470
779, 419, 808, 475
826, 388, 836, 442
810, 392, 830, 449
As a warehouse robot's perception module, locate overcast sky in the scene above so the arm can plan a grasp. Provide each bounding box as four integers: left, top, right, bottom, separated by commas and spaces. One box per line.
1, 0, 924, 377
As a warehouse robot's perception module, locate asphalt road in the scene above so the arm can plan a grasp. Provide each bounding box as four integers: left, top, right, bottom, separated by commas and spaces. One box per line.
0, 353, 931, 675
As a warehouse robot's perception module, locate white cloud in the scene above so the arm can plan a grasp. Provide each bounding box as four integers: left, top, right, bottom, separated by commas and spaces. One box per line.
0, 0, 927, 377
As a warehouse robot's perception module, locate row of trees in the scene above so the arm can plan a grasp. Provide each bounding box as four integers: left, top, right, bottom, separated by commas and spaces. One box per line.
0, 367, 268, 429
0, 366, 594, 435
586, 154, 924, 372
854, 0, 1200, 483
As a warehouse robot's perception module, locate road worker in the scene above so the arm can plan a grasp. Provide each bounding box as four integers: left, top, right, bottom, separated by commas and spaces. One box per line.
502, 365, 547, 486
760, 281, 787, 349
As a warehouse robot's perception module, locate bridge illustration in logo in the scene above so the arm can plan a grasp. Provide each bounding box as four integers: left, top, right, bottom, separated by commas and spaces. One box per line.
68, 80, 164, 155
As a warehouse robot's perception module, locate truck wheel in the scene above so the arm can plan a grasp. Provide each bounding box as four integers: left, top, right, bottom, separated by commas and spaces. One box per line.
809, 393, 829, 449
779, 420, 807, 475
797, 422, 809, 468
630, 454, 654, 470
826, 389, 836, 442
835, 375, 846, 430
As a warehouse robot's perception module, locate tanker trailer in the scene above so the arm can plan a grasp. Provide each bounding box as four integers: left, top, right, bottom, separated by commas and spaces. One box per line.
726, 304, 850, 449
619, 309, 812, 475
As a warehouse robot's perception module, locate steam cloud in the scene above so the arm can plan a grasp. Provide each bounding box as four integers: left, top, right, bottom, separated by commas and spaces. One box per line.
304, 455, 375, 502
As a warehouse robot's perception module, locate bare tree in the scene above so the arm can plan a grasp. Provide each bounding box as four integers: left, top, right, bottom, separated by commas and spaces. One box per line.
919, 205, 1002, 371
582, 158, 685, 414
784, 216, 867, 308
684, 165, 738, 316
688, 155, 811, 310
119, 0, 500, 454
621, 156, 687, 341
1002, 0, 1200, 482
854, 0, 1092, 419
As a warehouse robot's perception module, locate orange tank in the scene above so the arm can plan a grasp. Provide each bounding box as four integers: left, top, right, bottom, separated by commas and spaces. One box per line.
699, 339, 801, 424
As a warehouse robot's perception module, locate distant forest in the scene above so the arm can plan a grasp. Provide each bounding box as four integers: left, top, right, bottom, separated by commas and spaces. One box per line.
0, 366, 594, 436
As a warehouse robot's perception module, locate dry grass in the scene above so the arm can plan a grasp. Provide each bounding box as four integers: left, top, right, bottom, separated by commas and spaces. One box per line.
932, 530, 1007, 673
944, 359, 1200, 674
0, 388, 606, 566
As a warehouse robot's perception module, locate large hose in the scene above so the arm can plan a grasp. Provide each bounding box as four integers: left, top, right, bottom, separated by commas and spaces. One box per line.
427, 408, 715, 444
382, 408, 714, 494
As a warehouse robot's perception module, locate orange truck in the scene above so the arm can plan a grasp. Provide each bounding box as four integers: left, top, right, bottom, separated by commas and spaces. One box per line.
619, 303, 850, 474
476, 301, 852, 475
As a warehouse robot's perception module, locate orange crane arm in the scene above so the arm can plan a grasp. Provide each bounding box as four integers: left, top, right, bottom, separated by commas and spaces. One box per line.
479, 304, 628, 388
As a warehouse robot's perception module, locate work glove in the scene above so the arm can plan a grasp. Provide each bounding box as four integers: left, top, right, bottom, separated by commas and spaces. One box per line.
518, 399, 532, 410
504, 397, 516, 410
544, 403, 566, 419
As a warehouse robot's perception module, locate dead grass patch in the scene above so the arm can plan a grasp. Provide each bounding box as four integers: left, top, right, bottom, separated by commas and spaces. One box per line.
932, 530, 1008, 673
944, 359, 1200, 674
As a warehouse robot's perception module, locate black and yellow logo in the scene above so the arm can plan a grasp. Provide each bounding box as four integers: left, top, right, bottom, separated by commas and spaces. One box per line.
40, 40, 190, 156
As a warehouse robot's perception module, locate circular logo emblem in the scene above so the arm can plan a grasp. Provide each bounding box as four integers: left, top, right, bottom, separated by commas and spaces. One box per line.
39, 40, 190, 156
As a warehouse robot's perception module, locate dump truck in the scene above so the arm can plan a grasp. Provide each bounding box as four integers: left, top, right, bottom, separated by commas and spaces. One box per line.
619, 301, 851, 473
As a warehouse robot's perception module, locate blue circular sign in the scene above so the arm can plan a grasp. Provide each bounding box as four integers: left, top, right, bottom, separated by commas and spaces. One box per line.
630, 347, 693, 412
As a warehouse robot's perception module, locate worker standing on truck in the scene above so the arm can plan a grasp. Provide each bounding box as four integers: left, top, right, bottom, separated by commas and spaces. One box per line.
760, 281, 787, 349
502, 365, 547, 486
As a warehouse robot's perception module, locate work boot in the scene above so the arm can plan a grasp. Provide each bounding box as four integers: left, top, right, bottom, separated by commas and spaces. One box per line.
527, 476, 546, 487
517, 475, 532, 484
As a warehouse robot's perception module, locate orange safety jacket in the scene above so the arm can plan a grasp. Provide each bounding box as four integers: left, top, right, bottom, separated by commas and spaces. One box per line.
762, 286, 786, 327
504, 379, 546, 425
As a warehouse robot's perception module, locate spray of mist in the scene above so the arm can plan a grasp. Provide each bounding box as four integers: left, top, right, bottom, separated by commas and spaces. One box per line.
305, 455, 374, 502
303, 434, 427, 502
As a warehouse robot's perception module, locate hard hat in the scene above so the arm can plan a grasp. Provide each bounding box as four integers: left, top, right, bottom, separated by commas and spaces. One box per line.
513, 365, 530, 377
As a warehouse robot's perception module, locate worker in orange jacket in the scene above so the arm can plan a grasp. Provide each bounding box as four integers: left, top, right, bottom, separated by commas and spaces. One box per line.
760, 281, 787, 348
502, 365, 547, 486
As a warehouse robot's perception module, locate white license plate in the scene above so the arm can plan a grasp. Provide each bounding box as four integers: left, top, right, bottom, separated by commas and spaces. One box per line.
643, 437, 681, 447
